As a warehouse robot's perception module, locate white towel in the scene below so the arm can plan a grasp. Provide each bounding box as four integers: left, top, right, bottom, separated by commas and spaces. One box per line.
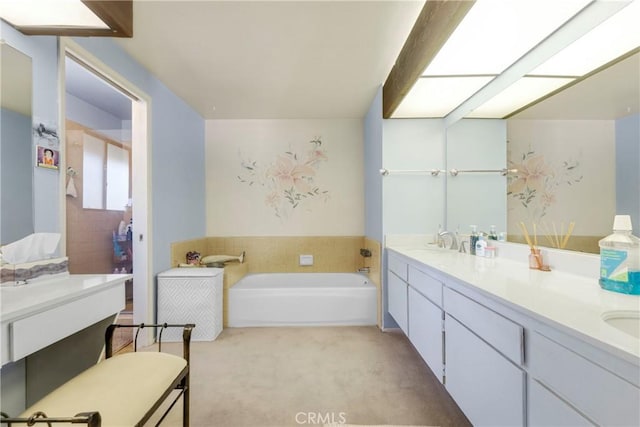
66, 176, 78, 198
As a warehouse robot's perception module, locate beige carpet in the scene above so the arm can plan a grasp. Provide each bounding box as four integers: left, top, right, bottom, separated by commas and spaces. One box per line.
142, 327, 470, 427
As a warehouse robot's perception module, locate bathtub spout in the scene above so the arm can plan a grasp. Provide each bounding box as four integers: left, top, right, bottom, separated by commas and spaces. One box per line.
357, 267, 370, 274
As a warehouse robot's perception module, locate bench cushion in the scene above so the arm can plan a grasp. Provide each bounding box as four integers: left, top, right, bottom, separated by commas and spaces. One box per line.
21, 352, 187, 426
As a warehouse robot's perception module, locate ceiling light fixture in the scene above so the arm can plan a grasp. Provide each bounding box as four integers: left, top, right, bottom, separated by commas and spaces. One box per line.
0, 0, 132, 37
391, 0, 637, 120
422, 0, 591, 76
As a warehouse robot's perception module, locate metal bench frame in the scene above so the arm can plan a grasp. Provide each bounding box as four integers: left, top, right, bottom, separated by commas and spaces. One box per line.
1, 323, 195, 427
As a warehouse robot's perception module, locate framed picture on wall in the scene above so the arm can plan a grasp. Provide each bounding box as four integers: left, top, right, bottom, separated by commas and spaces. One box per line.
36, 145, 59, 170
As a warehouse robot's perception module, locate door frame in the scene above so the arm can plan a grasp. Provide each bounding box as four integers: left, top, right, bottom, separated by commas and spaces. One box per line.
58, 38, 155, 345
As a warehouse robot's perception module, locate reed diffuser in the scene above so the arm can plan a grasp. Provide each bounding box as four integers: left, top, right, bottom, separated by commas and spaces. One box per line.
519, 222, 550, 271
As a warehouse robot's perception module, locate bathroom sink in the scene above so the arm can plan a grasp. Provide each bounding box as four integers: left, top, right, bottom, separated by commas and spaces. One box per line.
602, 310, 640, 339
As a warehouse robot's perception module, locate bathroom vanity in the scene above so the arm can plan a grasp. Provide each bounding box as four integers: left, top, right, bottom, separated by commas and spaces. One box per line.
0, 273, 129, 413
386, 245, 640, 426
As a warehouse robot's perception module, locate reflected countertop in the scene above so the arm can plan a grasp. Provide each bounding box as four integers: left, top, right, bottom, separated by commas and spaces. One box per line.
1, 273, 131, 323
387, 245, 640, 364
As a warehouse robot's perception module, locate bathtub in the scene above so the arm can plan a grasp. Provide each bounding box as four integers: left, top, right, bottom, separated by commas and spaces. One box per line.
228, 273, 377, 327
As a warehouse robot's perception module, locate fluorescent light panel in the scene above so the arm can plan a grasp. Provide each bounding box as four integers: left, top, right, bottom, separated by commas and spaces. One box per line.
393, 76, 494, 118
467, 76, 575, 118
531, 0, 640, 76
422, 0, 591, 76
0, 0, 108, 28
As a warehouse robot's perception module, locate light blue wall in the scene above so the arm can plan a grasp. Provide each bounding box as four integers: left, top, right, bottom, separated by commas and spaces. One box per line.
615, 113, 640, 231
1, 109, 33, 244
1, 22, 59, 236
71, 37, 206, 275
0, 22, 206, 276
446, 119, 506, 233
364, 87, 383, 242
382, 118, 446, 235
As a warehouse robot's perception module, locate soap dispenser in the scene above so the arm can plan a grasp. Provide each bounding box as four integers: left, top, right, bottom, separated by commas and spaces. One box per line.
470, 225, 479, 255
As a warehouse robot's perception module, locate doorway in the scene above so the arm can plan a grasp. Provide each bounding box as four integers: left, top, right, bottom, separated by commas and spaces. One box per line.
61, 39, 153, 347
64, 55, 134, 350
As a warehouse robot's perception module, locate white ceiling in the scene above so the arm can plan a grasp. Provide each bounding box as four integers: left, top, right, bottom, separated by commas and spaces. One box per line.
113, 0, 425, 120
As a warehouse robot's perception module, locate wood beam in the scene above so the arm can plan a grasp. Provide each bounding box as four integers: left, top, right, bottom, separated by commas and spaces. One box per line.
15, 0, 133, 38
382, 0, 475, 119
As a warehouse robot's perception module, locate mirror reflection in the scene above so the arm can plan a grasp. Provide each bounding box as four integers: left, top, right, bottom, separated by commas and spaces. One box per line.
506, 51, 639, 253
1, 43, 33, 245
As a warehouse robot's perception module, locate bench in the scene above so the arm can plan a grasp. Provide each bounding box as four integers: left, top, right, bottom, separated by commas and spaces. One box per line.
1, 323, 195, 427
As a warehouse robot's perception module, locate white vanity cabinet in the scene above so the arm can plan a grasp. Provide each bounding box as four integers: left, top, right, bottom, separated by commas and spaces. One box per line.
443, 286, 525, 427
384, 247, 640, 427
407, 266, 444, 382
387, 253, 409, 333
388, 268, 408, 334
1, 274, 127, 365
528, 379, 595, 426
528, 331, 640, 426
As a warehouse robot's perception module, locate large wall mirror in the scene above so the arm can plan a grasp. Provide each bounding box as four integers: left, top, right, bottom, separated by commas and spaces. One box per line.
443, 50, 639, 254
1, 42, 34, 245
506, 51, 639, 254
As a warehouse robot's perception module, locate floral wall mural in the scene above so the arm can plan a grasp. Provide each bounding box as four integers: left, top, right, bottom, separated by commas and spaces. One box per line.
507, 119, 615, 251
238, 137, 329, 219
205, 119, 364, 236
507, 149, 582, 222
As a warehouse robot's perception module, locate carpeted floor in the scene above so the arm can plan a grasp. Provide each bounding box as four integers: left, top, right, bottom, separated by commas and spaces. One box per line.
140, 326, 470, 427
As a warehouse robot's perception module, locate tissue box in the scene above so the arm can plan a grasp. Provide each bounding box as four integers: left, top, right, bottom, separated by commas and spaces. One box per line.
0, 257, 69, 285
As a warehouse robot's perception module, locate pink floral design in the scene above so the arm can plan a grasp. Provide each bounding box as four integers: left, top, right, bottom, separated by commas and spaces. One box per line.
508, 155, 553, 194
266, 155, 315, 194
238, 137, 329, 219
508, 150, 582, 221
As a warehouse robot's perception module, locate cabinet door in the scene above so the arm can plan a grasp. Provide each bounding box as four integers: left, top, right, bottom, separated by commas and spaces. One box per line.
408, 287, 443, 382
529, 380, 595, 426
445, 314, 525, 427
388, 271, 408, 334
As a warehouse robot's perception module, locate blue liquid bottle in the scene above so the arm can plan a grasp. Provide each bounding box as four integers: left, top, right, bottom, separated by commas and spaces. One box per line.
599, 215, 640, 295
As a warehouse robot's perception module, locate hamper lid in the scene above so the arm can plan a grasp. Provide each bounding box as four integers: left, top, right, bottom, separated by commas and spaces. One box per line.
158, 267, 223, 278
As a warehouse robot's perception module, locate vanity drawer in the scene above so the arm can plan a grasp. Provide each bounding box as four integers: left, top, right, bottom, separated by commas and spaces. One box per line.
529, 332, 640, 426
388, 253, 408, 281
10, 284, 125, 361
443, 286, 523, 365
408, 266, 442, 307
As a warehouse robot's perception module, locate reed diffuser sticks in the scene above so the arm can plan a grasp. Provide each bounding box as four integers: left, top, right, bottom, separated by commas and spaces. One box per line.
538, 220, 575, 249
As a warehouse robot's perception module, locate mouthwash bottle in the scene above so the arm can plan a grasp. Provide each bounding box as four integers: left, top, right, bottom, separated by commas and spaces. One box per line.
599, 215, 640, 295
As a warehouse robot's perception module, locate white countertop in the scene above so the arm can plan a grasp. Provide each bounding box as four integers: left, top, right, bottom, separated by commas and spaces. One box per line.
0, 274, 132, 323
387, 245, 640, 364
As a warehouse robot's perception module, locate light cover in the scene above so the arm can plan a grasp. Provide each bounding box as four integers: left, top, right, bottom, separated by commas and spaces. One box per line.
531, 0, 640, 76
0, 0, 108, 28
467, 77, 575, 118
422, 0, 591, 76
393, 0, 639, 119
394, 76, 494, 118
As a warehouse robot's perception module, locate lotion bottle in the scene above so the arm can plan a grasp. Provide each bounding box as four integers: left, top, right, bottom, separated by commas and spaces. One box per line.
475, 235, 487, 257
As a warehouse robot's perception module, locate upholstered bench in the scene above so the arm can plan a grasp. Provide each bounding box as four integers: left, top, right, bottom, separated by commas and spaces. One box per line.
1, 323, 194, 427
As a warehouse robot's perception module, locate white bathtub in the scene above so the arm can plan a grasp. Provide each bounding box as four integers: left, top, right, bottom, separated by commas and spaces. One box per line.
228, 273, 377, 327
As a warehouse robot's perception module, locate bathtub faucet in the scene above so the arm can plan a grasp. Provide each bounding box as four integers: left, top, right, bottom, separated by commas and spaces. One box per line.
357, 267, 370, 273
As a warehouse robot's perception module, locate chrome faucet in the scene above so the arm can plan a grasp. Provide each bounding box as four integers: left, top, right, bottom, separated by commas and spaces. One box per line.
437, 230, 458, 250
